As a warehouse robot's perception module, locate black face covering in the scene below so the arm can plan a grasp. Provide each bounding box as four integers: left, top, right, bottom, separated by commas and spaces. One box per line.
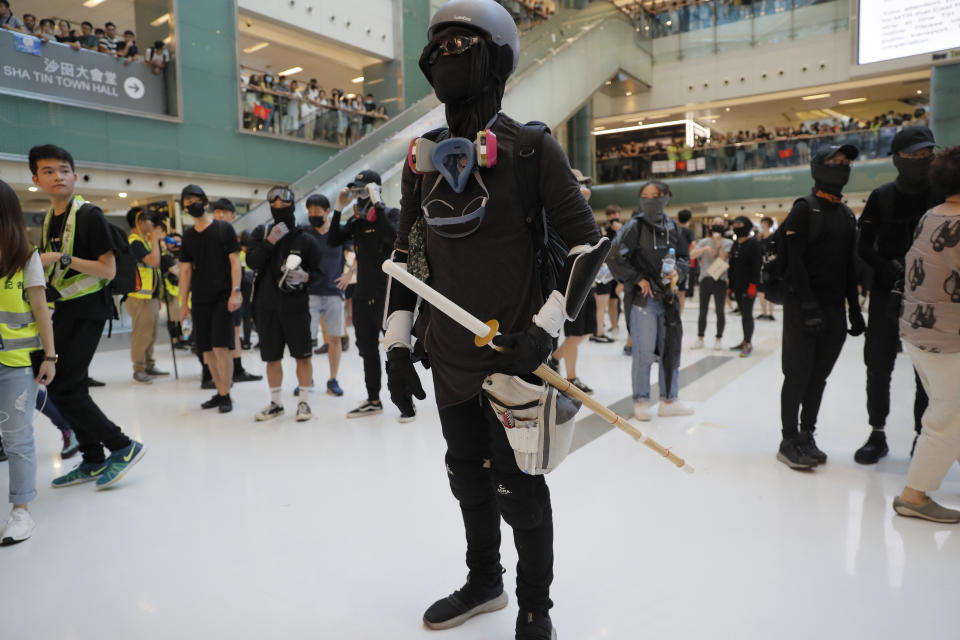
893, 155, 933, 194
733, 225, 751, 238
711, 225, 726, 234
811, 162, 850, 196
186, 202, 205, 218
271, 204, 295, 227
308, 215, 325, 228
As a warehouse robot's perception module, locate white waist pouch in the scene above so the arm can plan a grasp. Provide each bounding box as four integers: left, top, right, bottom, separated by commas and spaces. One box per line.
483, 373, 582, 475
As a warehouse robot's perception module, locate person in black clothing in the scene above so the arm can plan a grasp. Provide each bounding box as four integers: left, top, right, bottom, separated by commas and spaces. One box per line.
727, 216, 762, 358
31, 144, 147, 490
676, 208, 696, 310
245, 186, 323, 423
327, 169, 404, 420
178, 184, 244, 413
756, 216, 776, 321
855, 126, 940, 464
382, 3, 605, 636
778, 145, 866, 470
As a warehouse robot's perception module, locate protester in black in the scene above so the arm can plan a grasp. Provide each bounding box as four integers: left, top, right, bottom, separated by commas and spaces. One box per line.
31, 144, 147, 490
382, 3, 604, 637
728, 216, 761, 357
178, 184, 243, 413
676, 208, 696, 309
778, 145, 866, 470
855, 126, 940, 464
246, 186, 323, 422
327, 170, 402, 420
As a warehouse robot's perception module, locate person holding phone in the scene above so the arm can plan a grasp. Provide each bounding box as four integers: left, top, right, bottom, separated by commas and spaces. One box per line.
0, 179, 57, 546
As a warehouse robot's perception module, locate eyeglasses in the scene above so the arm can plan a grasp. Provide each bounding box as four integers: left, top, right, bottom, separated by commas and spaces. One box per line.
267, 186, 294, 204
427, 34, 480, 64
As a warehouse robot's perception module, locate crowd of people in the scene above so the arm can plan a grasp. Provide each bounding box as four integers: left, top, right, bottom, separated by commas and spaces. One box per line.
0, 2, 170, 75
241, 74, 389, 144
597, 109, 932, 182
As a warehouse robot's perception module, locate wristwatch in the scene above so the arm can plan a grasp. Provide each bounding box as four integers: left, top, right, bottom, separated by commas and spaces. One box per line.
59, 254, 72, 269
44, 354, 59, 363
233, 286, 241, 292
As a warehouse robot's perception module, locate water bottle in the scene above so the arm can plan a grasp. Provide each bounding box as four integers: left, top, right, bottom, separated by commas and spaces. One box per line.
661, 248, 676, 284
182, 317, 193, 340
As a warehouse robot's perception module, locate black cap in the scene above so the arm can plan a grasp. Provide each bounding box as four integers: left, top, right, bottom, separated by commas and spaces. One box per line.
181, 183, 207, 204
347, 169, 381, 188
732, 215, 753, 229
210, 197, 235, 212
815, 144, 859, 163
890, 125, 936, 155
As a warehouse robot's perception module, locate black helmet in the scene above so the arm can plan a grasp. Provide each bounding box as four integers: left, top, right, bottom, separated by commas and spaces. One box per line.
428, 0, 521, 76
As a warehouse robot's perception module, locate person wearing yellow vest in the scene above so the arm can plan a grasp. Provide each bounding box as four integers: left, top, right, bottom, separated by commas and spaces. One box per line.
30, 144, 147, 490
0, 179, 57, 545
125, 207, 169, 384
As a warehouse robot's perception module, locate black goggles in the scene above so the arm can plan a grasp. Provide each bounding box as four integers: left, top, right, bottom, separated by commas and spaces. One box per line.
427, 34, 480, 64
267, 187, 294, 204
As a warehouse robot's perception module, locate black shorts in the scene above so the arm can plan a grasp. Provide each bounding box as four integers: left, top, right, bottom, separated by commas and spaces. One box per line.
194, 296, 235, 352
256, 309, 312, 362
595, 280, 617, 296
563, 294, 597, 337
232, 308, 242, 328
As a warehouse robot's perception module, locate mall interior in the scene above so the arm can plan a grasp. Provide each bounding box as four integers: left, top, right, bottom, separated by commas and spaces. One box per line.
1, 0, 960, 638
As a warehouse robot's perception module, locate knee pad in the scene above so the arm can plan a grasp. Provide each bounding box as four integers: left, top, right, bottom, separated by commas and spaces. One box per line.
493, 472, 549, 531
445, 454, 494, 507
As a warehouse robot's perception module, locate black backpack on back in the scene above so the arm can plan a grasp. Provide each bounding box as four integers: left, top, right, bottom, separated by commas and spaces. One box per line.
77, 202, 138, 298
760, 194, 853, 304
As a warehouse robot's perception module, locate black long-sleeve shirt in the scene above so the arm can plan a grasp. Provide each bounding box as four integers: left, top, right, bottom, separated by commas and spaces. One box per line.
246, 223, 324, 314
783, 195, 859, 309
395, 112, 600, 408
327, 202, 398, 301
728, 235, 762, 294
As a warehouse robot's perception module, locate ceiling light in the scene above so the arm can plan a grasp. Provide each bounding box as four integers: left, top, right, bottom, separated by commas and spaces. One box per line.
242, 42, 270, 54
725, 107, 731, 112
118, 192, 128, 198
592, 120, 693, 136
279, 67, 303, 76
593, 126, 606, 131
801, 93, 831, 100
637, 121, 643, 125
625, 91, 633, 96
711, 120, 717, 123
28, 186, 38, 192
917, 89, 923, 94
351, 76, 365, 84
83, 0, 106, 7
151, 13, 171, 27
665, 20, 672, 26
605, 80, 613, 85
838, 97, 867, 104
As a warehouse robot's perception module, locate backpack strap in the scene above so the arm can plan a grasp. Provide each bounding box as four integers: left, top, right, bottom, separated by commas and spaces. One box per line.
515, 121, 550, 247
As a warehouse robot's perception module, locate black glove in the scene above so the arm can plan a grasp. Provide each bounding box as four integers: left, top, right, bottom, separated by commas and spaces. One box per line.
386, 348, 426, 416
848, 307, 866, 336
800, 302, 825, 337
492, 325, 553, 376
877, 259, 905, 289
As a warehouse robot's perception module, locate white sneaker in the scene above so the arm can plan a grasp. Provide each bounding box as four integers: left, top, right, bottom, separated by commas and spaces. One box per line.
255, 402, 285, 422
691, 338, 704, 350
713, 339, 722, 351
633, 401, 652, 421
658, 401, 695, 417
1, 508, 35, 546
295, 402, 312, 422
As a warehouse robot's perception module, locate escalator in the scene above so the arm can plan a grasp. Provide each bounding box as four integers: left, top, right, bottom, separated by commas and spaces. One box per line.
236, 2, 650, 231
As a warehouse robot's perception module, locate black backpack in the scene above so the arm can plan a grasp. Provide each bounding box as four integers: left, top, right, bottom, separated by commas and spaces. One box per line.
75, 202, 138, 298
415, 121, 569, 300
760, 194, 853, 304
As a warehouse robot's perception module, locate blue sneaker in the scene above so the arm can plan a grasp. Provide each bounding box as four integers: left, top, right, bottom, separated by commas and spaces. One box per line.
51, 461, 108, 488
327, 378, 344, 397
95, 441, 147, 490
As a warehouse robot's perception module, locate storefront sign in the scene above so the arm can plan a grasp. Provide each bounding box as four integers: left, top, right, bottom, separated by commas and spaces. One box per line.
0, 30, 167, 116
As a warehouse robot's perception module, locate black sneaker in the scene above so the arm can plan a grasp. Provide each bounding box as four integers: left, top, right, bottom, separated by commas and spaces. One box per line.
776, 437, 817, 470
797, 431, 827, 465
589, 334, 614, 344
622, 344, 632, 356
346, 399, 383, 419
201, 378, 216, 390
911, 434, 919, 457
86, 377, 106, 387
729, 342, 744, 352
341, 335, 349, 352
516, 610, 557, 640
567, 377, 593, 395
423, 575, 508, 630
218, 396, 233, 413
314, 343, 329, 355
0, 445, 7, 463
201, 394, 223, 410
854, 430, 889, 465
233, 370, 263, 383
547, 357, 560, 372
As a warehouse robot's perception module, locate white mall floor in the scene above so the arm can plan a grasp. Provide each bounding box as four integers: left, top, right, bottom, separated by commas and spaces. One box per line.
2, 301, 959, 640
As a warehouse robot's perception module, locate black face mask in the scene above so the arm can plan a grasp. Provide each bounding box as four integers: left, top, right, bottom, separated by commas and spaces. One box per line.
733, 225, 751, 238
271, 204, 295, 227
186, 202, 205, 218
893, 155, 933, 193
711, 225, 726, 234
308, 215, 325, 228
430, 53, 485, 105
811, 163, 850, 194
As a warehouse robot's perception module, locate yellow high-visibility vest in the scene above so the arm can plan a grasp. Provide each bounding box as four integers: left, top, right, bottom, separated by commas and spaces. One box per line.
0, 267, 40, 368
41, 195, 108, 301
128, 233, 157, 300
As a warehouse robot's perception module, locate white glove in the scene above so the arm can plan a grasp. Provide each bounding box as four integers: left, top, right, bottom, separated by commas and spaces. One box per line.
267, 222, 289, 245
284, 266, 308, 287
383, 310, 414, 351
532, 290, 565, 338
365, 183, 382, 205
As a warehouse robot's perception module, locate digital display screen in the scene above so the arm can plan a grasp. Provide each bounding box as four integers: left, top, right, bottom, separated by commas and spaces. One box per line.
858, 0, 960, 64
